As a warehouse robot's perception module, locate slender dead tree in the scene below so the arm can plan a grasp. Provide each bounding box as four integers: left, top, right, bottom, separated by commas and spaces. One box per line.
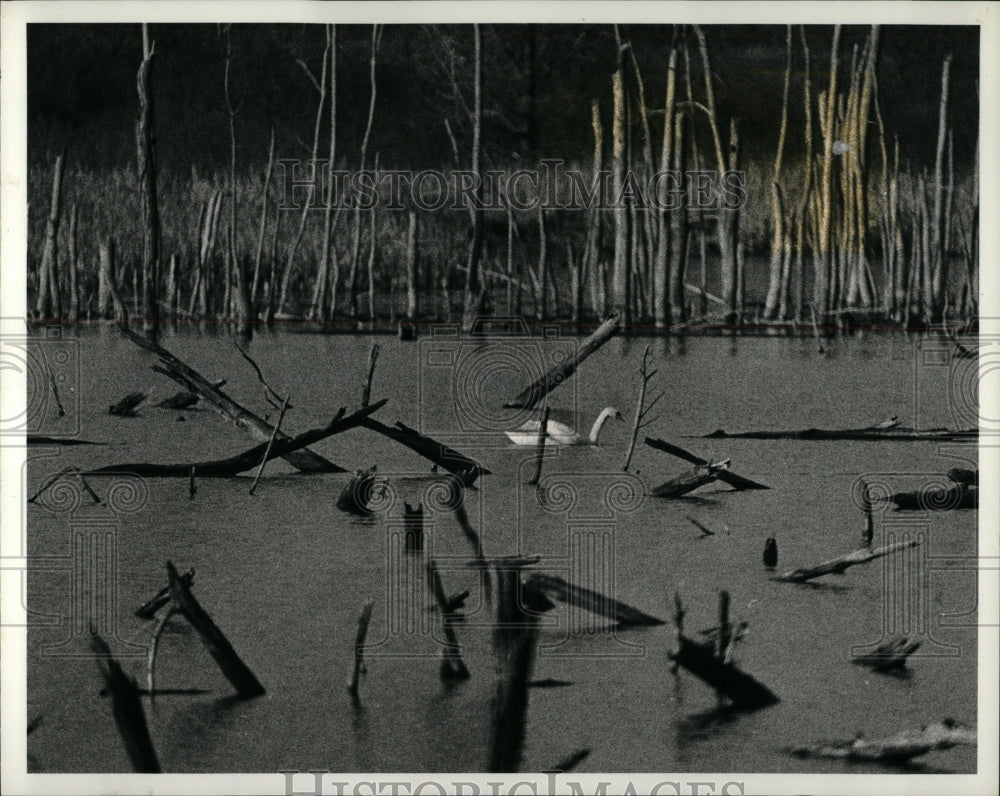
348, 25, 382, 318
611, 44, 630, 327
137, 24, 161, 340
654, 45, 677, 328
462, 24, 485, 327
815, 25, 842, 321
36, 151, 65, 320
250, 127, 276, 315
763, 27, 793, 320
930, 54, 953, 321
313, 25, 338, 322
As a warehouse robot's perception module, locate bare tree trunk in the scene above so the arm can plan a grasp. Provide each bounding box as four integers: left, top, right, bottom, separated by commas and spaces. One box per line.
314, 25, 338, 321
37, 152, 65, 320
611, 47, 630, 327
654, 47, 677, 328
462, 24, 485, 327
668, 111, 688, 323
251, 127, 276, 316
584, 99, 605, 319
280, 33, 331, 315
930, 55, 952, 321
67, 203, 80, 322
98, 238, 115, 319
815, 25, 841, 321
763, 27, 792, 320
348, 26, 381, 318
536, 206, 547, 321
406, 210, 419, 319
137, 25, 161, 341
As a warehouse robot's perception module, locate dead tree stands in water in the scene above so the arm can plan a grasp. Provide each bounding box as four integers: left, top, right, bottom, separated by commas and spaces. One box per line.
36, 152, 65, 320
137, 25, 161, 340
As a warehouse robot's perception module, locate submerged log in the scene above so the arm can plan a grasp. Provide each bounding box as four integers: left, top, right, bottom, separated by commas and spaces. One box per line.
669, 632, 779, 710
109, 392, 147, 417
890, 483, 977, 511
645, 437, 769, 490
120, 324, 344, 472
336, 466, 380, 515
27, 435, 105, 446
155, 391, 199, 410
359, 418, 491, 486
503, 314, 620, 409
166, 561, 265, 697
774, 538, 920, 583
701, 424, 976, 442
789, 719, 975, 763
852, 636, 921, 672
522, 572, 665, 626
86, 400, 386, 478
651, 460, 729, 499
90, 634, 161, 773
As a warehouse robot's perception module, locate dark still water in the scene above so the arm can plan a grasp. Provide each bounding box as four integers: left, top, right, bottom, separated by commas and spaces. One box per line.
25, 327, 978, 774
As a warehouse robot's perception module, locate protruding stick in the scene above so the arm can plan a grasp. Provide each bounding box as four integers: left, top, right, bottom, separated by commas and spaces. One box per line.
361, 343, 380, 407
347, 599, 375, 699
528, 406, 549, 486
249, 395, 289, 495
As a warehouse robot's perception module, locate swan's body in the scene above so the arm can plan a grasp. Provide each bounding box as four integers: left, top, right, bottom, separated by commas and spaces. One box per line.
505, 407, 623, 446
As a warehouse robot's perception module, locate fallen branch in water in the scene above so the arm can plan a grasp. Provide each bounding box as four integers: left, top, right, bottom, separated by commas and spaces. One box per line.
645, 437, 769, 490
85, 400, 387, 477
852, 636, 921, 672
651, 460, 729, 499
623, 347, 663, 472
165, 561, 265, 696
773, 538, 920, 583
504, 314, 620, 409
120, 324, 343, 472
522, 572, 665, 626
700, 423, 975, 442
359, 418, 491, 486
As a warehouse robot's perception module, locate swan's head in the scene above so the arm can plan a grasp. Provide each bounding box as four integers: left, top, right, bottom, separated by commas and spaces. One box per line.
605, 407, 624, 422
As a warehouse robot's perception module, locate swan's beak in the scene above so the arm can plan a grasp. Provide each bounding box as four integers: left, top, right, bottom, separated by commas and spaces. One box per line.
614, 411, 625, 421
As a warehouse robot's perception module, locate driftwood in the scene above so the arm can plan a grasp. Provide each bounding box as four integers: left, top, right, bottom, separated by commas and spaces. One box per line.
651, 460, 729, 499
109, 392, 147, 416
789, 719, 975, 763
645, 437, 769, 490
503, 314, 620, 409
86, 400, 386, 478
359, 418, 491, 486
166, 561, 265, 696
852, 636, 921, 672
121, 324, 344, 472
890, 483, 977, 511
774, 538, 920, 583
522, 572, 665, 627
701, 424, 976, 442
90, 634, 161, 773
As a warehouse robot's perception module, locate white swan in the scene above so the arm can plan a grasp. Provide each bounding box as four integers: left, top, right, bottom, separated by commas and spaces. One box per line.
505, 407, 623, 446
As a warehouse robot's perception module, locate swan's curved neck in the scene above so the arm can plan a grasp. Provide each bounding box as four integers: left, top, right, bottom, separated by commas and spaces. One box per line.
588, 409, 613, 444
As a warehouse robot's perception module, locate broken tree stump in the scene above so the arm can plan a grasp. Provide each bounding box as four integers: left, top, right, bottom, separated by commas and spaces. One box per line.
528, 406, 550, 486
403, 502, 425, 553
155, 391, 199, 410
503, 314, 620, 409
852, 636, 922, 672
166, 561, 265, 697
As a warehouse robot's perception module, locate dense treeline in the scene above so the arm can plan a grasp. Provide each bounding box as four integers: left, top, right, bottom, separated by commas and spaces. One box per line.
27, 23, 979, 332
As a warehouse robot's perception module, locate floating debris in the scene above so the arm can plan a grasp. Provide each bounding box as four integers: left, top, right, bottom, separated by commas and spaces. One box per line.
789, 719, 975, 763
